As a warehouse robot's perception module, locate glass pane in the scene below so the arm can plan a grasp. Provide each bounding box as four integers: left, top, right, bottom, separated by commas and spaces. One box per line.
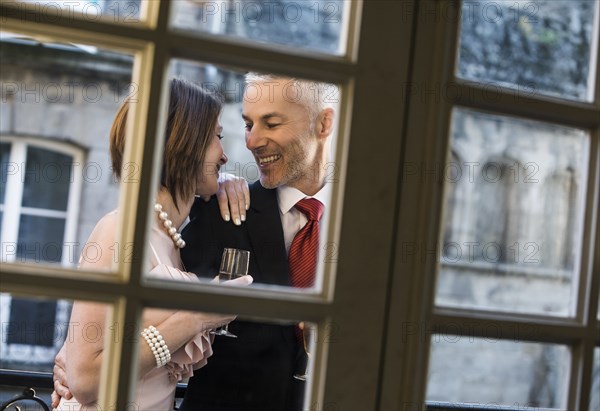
22, 146, 72, 211
1, 33, 133, 270
0, 142, 10, 204
170, 0, 348, 56
437, 108, 589, 316
169, 60, 255, 181
46, 297, 322, 410
17, 215, 65, 263
162, 59, 341, 295
591, 348, 600, 411
0, 293, 71, 374
427, 335, 570, 409
4, 0, 142, 23
171, 318, 319, 411
457, 0, 598, 101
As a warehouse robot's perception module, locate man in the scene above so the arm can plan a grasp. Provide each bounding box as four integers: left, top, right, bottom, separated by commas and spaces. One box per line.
179, 73, 335, 411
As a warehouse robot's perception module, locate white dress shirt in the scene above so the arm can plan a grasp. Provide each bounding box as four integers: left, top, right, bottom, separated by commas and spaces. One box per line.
277, 184, 330, 255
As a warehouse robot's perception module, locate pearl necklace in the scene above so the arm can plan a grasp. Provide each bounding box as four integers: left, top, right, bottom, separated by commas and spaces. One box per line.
154, 203, 186, 249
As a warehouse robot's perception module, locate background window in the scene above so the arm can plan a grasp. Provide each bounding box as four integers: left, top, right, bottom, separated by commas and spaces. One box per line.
438, 108, 590, 317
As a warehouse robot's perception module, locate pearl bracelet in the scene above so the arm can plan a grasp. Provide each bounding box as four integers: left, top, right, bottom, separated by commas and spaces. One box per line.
141, 325, 171, 368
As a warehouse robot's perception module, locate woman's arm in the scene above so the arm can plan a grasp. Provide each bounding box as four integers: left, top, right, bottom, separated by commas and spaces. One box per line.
67, 302, 236, 405
64, 213, 245, 405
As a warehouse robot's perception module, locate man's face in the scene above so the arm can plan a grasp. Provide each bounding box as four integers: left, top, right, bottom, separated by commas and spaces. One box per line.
242, 79, 319, 190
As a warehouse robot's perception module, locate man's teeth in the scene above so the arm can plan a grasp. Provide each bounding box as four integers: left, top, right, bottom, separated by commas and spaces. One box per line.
259, 155, 281, 165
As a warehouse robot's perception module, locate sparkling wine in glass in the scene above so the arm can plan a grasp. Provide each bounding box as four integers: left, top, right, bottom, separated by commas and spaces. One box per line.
211, 248, 250, 338
293, 323, 312, 381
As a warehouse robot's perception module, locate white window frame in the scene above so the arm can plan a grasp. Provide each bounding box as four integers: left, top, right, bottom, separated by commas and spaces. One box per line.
1, 136, 82, 367
1, 136, 84, 266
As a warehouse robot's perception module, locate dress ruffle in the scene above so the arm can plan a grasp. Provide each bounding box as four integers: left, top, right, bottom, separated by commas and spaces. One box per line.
148, 263, 215, 383
165, 330, 214, 382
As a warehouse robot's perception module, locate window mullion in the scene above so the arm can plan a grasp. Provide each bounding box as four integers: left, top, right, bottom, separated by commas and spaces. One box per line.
0, 3, 155, 37
571, 341, 594, 411
575, 134, 600, 325
110, 0, 172, 408
431, 311, 588, 344
573, 128, 600, 411
166, 32, 356, 84
0, 15, 151, 59
450, 82, 600, 129
1, 141, 25, 262
591, 0, 600, 105
379, 0, 459, 409
62, 149, 84, 266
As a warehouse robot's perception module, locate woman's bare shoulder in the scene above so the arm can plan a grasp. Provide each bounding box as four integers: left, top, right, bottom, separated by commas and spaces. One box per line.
79, 210, 120, 269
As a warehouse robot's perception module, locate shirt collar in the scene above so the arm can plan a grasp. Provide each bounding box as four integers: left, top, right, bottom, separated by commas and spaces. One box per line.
277, 184, 329, 215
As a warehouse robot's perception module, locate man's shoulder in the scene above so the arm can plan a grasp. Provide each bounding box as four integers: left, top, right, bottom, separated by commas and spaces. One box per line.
189, 196, 217, 219
249, 180, 268, 194
249, 181, 277, 204
187, 181, 278, 221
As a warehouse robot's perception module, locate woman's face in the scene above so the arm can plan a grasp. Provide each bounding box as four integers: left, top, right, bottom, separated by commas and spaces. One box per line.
196, 121, 227, 197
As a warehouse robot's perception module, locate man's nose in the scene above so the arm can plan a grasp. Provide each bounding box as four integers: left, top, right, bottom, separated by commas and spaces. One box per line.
245, 128, 265, 151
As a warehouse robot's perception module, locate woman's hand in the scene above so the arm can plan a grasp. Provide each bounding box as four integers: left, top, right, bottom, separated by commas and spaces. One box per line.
201, 173, 250, 225
51, 344, 72, 408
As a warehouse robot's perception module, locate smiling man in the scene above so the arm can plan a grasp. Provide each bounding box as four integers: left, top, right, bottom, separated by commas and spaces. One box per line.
243, 74, 334, 194
180, 74, 336, 411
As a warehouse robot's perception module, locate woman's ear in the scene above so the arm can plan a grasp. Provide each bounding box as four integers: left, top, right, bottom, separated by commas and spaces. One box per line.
316, 108, 335, 139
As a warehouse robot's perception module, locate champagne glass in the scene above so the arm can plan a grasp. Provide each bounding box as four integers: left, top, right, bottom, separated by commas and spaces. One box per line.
211, 248, 250, 338
293, 323, 312, 381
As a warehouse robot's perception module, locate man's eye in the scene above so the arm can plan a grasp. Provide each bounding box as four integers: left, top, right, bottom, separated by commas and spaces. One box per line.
266, 123, 279, 129
244, 123, 252, 131
217, 134, 224, 140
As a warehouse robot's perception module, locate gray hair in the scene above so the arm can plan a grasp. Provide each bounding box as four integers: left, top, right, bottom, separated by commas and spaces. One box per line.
244, 72, 337, 128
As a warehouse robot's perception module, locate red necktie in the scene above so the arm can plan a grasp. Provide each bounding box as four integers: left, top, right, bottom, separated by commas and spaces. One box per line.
288, 198, 324, 288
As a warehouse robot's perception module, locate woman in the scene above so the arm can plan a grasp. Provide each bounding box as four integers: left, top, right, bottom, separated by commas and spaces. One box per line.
55, 78, 252, 410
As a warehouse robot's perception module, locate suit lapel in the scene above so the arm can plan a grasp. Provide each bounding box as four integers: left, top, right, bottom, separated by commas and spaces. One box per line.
246, 182, 290, 286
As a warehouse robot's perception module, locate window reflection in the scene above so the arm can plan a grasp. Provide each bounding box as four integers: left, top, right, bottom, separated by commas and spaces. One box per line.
5, 0, 143, 23
437, 108, 589, 316
457, 0, 598, 101
171, 0, 348, 55
427, 335, 570, 408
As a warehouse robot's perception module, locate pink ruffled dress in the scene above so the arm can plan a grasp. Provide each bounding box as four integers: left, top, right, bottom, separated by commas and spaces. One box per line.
135, 256, 214, 410
57, 221, 213, 411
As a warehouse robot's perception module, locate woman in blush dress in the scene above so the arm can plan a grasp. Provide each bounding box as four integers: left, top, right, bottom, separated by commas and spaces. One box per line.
54, 78, 252, 410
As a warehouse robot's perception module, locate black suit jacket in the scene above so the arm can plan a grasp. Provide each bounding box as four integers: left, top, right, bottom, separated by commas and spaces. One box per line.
179, 182, 305, 411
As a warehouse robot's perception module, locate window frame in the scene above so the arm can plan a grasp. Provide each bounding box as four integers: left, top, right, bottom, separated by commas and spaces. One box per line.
0, 136, 83, 369
4, 1, 596, 409
379, 1, 600, 410
0, 1, 416, 410
0, 136, 84, 266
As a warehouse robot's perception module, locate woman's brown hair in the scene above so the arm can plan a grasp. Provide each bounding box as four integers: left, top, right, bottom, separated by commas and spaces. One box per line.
109, 78, 222, 210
